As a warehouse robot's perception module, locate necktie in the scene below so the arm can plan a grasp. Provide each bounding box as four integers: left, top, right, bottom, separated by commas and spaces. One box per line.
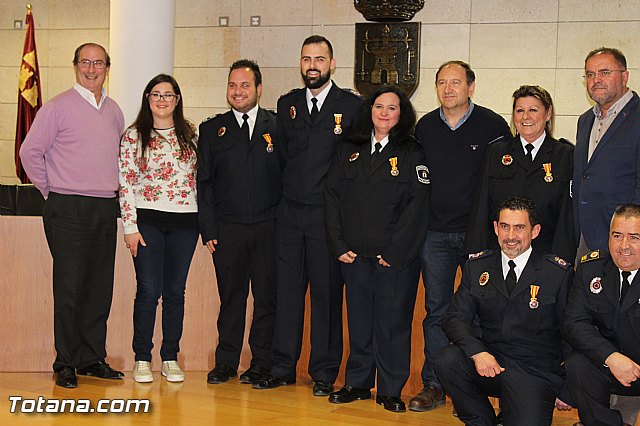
241, 113, 250, 141
506, 260, 517, 295
371, 142, 382, 164
310, 98, 319, 123
525, 143, 534, 162
620, 271, 632, 304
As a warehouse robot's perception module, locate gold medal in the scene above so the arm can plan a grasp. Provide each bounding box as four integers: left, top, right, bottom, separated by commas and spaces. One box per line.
501, 154, 513, 166
389, 157, 399, 176
543, 163, 553, 182
529, 285, 540, 309
263, 133, 274, 153
349, 152, 360, 162
334, 113, 343, 134
479, 272, 489, 286
218, 126, 226, 137
290, 106, 296, 120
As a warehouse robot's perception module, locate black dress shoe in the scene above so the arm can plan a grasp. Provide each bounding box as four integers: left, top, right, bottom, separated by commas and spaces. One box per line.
207, 364, 237, 384
376, 395, 406, 412
252, 374, 296, 389
77, 362, 124, 380
313, 380, 334, 396
239, 365, 269, 384
55, 367, 77, 388
329, 385, 371, 403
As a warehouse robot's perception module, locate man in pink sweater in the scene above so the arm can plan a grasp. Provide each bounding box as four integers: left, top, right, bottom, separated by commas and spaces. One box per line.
20, 43, 125, 388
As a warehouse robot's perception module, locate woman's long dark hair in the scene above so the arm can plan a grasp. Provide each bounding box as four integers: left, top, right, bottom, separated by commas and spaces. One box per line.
349, 85, 417, 145
131, 74, 198, 165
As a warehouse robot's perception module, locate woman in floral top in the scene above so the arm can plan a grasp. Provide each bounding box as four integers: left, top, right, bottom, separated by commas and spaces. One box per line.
118, 74, 198, 383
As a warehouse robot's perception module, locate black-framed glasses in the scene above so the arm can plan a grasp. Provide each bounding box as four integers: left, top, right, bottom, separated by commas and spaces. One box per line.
584, 69, 625, 79
77, 59, 106, 69
148, 93, 177, 102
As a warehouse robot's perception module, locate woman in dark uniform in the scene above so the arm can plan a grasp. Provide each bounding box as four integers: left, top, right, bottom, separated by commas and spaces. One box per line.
324, 85, 430, 412
465, 85, 575, 262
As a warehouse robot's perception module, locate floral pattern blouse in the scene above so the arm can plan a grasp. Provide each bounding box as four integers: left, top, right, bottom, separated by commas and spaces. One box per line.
118, 126, 198, 234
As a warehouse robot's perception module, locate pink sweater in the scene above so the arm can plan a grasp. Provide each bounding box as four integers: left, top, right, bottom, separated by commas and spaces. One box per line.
20, 88, 124, 198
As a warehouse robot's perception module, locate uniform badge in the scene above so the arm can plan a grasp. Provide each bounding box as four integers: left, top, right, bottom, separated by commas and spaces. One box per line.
501, 154, 513, 166
290, 106, 296, 120
218, 126, 226, 137
263, 133, 274, 153
479, 272, 489, 286
416, 165, 430, 184
554, 256, 567, 267
334, 114, 343, 135
529, 285, 540, 309
470, 251, 484, 259
590, 277, 603, 294
389, 157, 399, 176
349, 152, 360, 162
543, 163, 553, 182
581, 250, 601, 263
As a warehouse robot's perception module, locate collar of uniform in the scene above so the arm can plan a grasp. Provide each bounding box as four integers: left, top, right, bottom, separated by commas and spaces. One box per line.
592, 88, 633, 119
501, 246, 533, 281
618, 268, 638, 285
232, 104, 259, 128
306, 80, 333, 113
371, 133, 390, 154
439, 99, 475, 130
519, 131, 546, 160
73, 82, 106, 110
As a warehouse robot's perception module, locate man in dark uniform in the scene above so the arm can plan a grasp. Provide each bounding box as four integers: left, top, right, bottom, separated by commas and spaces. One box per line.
410, 60, 510, 412
198, 59, 282, 385
253, 35, 362, 396
435, 196, 573, 426
564, 204, 640, 426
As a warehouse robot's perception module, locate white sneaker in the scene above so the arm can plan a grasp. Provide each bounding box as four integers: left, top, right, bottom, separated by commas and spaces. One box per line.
133, 361, 153, 383
162, 360, 184, 382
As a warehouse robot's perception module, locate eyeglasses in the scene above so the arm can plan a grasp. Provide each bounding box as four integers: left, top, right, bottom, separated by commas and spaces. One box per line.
584, 69, 626, 79
147, 93, 177, 102
77, 59, 106, 69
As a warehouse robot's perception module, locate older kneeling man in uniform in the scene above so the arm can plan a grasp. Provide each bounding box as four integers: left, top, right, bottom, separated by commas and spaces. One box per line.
435, 195, 573, 426
564, 204, 640, 426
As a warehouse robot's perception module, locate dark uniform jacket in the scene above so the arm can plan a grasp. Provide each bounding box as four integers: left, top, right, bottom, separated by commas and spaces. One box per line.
573, 92, 640, 251
444, 249, 573, 373
197, 107, 282, 242
276, 82, 362, 205
324, 137, 430, 269
465, 134, 576, 261
563, 251, 640, 366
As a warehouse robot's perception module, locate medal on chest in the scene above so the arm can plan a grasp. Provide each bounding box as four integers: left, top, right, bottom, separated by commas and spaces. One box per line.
529, 285, 540, 309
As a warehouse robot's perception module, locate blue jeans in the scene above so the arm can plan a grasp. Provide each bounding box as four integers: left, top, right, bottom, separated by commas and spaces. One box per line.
419, 231, 466, 389
132, 221, 198, 361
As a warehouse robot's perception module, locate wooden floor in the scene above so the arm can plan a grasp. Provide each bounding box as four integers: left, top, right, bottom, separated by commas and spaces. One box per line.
0, 372, 579, 425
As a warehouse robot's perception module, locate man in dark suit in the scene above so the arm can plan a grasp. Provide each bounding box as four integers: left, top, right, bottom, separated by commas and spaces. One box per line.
198, 59, 282, 385
435, 196, 573, 426
564, 204, 640, 426
573, 47, 640, 261
253, 35, 362, 396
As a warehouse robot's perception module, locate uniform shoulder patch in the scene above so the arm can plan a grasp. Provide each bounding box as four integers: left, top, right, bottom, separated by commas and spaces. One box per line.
342, 87, 363, 99
201, 113, 223, 125
488, 135, 506, 145
546, 254, 571, 270
469, 250, 493, 261
580, 249, 603, 263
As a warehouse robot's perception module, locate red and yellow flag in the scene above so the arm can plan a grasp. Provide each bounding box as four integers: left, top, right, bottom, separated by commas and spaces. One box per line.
15, 4, 42, 183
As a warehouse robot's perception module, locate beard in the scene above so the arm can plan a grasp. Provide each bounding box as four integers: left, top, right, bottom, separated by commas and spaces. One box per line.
302, 69, 331, 89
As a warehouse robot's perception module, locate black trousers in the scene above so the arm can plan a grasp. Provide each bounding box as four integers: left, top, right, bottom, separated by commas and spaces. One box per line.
42, 192, 117, 372
212, 220, 276, 370
270, 200, 343, 382
341, 256, 420, 396
566, 350, 640, 426
435, 345, 560, 426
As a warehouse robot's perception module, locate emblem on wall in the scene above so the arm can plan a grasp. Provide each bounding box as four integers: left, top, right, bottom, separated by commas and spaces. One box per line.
354, 22, 421, 98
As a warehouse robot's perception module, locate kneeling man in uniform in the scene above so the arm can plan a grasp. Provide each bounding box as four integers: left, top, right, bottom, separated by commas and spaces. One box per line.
564, 204, 640, 426
435, 195, 573, 426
